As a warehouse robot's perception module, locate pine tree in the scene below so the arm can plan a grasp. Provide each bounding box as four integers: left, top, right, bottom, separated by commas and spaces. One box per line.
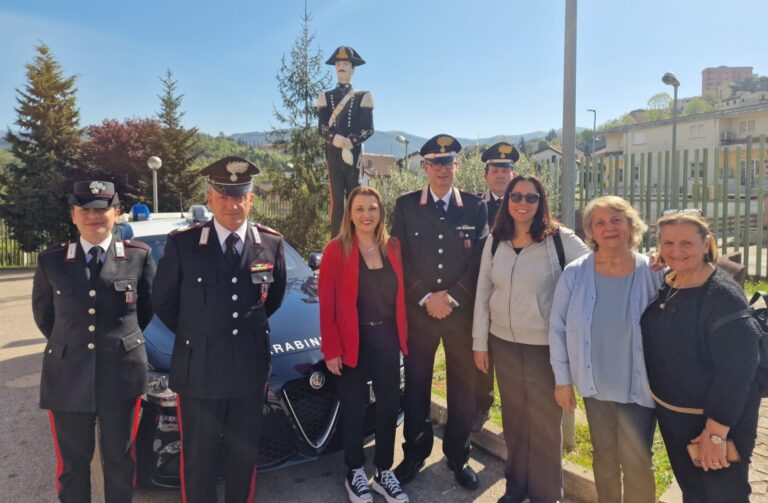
153, 69, 200, 211
267, 8, 332, 254
0, 44, 83, 251
517, 135, 528, 155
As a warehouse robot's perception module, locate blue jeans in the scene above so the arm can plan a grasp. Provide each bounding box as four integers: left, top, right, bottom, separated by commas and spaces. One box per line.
583, 398, 656, 503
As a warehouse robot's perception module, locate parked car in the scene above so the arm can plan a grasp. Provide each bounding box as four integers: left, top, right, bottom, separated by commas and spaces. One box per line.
124, 206, 404, 488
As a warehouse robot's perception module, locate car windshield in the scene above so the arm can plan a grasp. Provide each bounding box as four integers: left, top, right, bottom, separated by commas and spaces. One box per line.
134, 234, 313, 279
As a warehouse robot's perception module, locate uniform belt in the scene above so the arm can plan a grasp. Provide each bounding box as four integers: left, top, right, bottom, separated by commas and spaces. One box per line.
360, 317, 393, 327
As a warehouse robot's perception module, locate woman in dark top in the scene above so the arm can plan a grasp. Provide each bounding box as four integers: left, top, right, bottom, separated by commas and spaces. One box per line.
641, 210, 761, 503
319, 186, 409, 503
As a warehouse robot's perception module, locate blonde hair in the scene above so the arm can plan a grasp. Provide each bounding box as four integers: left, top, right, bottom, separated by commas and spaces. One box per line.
656, 212, 719, 264
338, 186, 390, 257
582, 195, 648, 251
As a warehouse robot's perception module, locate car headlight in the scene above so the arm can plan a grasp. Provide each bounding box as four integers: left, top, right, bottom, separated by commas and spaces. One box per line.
146, 371, 177, 408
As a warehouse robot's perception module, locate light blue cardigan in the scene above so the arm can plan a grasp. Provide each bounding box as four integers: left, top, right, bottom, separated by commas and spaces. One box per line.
548, 252, 663, 408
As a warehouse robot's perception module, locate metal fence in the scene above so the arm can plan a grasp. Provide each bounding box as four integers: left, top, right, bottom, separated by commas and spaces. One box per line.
563, 135, 768, 277
0, 219, 38, 267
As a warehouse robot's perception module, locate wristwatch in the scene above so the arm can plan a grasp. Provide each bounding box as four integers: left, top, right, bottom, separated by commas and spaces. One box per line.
709, 432, 726, 446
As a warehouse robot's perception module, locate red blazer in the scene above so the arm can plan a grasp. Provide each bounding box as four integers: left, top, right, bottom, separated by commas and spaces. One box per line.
319, 236, 408, 368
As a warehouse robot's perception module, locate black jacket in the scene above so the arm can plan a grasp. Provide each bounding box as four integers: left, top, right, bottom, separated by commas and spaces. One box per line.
390, 187, 488, 330
317, 83, 374, 167
152, 220, 287, 399
32, 239, 155, 412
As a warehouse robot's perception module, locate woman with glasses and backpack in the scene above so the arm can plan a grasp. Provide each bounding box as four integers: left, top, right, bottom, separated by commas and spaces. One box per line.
641, 210, 761, 503
472, 174, 589, 503
549, 196, 663, 503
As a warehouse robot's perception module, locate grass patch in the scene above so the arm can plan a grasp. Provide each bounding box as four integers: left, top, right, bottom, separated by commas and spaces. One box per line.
431, 342, 674, 497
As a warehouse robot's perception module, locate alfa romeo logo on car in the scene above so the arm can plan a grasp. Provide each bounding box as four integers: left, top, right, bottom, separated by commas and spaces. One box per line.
309, 371, 326, 390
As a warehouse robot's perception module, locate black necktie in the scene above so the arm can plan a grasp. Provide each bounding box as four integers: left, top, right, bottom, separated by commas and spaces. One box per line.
88, 246, 103, 283
436, 199, 447, 215
225, 233, 240, 269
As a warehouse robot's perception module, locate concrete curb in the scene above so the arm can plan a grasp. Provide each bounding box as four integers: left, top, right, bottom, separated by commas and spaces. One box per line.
430, 396, 598, 503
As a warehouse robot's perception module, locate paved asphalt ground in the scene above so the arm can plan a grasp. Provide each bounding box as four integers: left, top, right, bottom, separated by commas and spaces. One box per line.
0, 269, 527, 502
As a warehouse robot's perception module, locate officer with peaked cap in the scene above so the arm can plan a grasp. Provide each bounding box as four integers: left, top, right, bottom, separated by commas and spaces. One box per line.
317, 45, 375, 237
32, 180, 156, 502
390, 135, 489, 490
471, 142, 519, 433
152, 156, 287, 503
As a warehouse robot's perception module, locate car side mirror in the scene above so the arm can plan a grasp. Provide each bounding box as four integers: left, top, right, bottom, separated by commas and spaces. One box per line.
308, 252, 322, 271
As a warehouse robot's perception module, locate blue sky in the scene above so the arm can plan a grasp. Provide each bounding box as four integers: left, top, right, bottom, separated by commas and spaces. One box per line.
1, 0, 766, 139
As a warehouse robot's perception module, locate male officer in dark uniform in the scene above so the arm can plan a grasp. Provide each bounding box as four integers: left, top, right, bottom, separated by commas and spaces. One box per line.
472, 142, 518, 432
152, 156, 286, 503
391, 135, 489, 490
317, 45, 374, 237
32, 181, 155, 503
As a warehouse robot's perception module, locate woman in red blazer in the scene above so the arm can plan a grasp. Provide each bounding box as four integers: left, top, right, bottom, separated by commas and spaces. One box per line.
319, 186, 409, 503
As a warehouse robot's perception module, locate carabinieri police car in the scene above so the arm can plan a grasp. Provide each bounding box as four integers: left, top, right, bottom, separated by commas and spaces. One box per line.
123, 205, 404, 488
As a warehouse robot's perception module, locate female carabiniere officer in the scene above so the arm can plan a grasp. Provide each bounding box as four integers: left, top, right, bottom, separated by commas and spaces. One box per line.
320, 186, 409, 503
32, 181, 156, 503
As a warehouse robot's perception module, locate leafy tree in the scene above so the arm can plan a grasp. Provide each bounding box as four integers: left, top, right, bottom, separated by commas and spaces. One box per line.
577, 129, 595, 153
537, 140, 549, 152
0, 44, 83, 251
646, 92, 672, 121
517, 135, 528, 155
81, 118, 162, 208
153, 69, 200, 212
266, 9, 332, 254
545, 129, 557, 141
681, 97, 715, 116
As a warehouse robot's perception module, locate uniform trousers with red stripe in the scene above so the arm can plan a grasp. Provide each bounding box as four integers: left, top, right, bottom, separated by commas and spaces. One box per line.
48, 396, 141, 503
176, 393, 263, 503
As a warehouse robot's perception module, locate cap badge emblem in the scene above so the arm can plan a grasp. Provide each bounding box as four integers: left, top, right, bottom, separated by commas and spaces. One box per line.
89, 181, 106, 194
226, 161, 249, 182
338, 47, 348, 59
437, 136, 453, 153
498, 144, 513, 158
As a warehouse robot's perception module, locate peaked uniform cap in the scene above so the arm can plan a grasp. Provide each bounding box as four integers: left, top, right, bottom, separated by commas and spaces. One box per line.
420, 134, 462, 164
325, 46, 366, 66
200, 156, 260, 196
481, 142, 520, 166
69, 180, 120, 208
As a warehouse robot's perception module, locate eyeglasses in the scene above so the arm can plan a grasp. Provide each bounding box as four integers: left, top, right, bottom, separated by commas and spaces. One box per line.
509, 192, 540, 204
661, 208, 703, 217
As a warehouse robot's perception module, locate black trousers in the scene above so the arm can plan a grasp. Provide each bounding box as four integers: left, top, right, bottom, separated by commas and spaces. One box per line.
490, 336, 563, 503
336, 321, 401, 470
48, 396, 142, 503
327, 159, 360, 238
402, 319, 475, 465
176, 393, 264, 503
656, 390, 760, 503
474, 354, 495, 414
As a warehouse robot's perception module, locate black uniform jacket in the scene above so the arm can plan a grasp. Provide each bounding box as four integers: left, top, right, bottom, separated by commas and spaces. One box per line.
391, 187, 488, 331
317, 83, 374, 166
152, 220, 287, 399
32, 239, 155, 412
480, 190, 502, 229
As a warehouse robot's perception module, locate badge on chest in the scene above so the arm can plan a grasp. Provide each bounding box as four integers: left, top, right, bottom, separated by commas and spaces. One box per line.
251, 262, 274, 302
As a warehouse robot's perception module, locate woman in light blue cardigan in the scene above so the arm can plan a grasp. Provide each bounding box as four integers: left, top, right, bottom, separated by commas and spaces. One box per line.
549, 196, 663, 503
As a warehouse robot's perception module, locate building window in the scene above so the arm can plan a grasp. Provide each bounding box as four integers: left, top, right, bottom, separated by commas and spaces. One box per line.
689, 124, 705, 139
689, 162, 705, 178
633, 132, 646, 145
738, 120, 756, 135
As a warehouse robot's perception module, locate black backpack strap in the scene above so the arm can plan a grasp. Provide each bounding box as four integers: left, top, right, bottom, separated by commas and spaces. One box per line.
491, 236, 499, 257
708, 309, 753, 335
553, 230, 565, 271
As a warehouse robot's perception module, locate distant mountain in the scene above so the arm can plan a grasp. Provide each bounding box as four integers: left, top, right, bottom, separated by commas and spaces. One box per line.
227, 129, 583, 156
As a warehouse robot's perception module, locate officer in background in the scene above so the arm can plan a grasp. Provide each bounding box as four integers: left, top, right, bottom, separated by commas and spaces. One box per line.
472, 142, 518, 432
152, 156, 286, 503
391, 135, 489, 490
317, 45, 375, 237
32, 181, 155, 503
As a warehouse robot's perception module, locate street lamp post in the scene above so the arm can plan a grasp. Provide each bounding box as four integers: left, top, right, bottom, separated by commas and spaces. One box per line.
396, 135, 409, 170
586, 108, 597, 156
662, 72, 680, 207
147, 156, 162, 213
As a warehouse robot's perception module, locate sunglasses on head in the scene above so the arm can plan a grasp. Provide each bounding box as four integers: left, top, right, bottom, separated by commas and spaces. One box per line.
509, 192, 540, 204
661, 208, 703, 217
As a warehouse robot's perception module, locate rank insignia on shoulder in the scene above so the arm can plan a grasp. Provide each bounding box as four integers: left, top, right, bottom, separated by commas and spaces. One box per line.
250, 262, 274, 273
66, 243, 78, 261
199, 227, 210, 246
456, 225, 476, 231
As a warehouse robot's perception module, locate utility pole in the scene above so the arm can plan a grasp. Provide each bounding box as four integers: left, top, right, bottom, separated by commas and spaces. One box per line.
561, 0, 577, 228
